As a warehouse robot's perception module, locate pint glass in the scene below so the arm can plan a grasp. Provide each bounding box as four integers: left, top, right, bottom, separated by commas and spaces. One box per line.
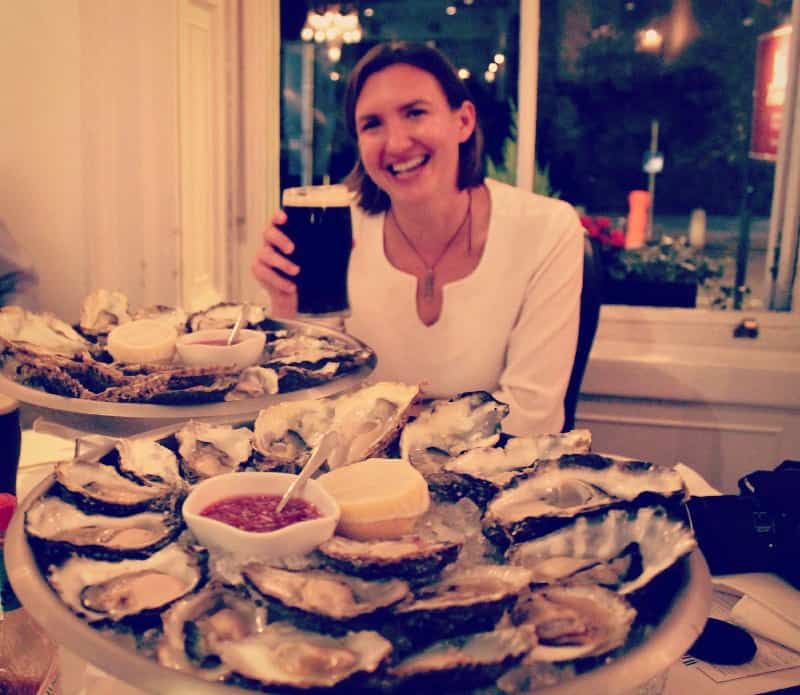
280, 185, 353, 317
0, 394, 20, 495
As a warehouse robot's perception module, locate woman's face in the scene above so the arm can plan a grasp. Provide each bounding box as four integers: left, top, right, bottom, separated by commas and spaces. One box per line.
354, 63, 476, 207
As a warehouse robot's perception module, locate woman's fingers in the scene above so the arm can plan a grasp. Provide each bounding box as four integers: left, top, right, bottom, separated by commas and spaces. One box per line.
252, 254, 298, 294
264, 224, 295, 256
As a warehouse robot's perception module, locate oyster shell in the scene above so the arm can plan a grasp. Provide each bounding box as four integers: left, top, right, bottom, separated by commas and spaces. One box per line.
388, 627, 532, 691
327, 382, 420, 468
400, 391, 510, 462
506, 507, 696, 595
47, 543, 207, 624
157, 583, 267, 681
315, 534, 462, 582
216, 623, 392, 691
114, 438, 184, 487
79, 288, 131, 336
242, 565, 410, 634
252, 382, 419, 470
175, 421, 253, 482
186, 302, 268, 332
387, 564, 533, 653
53, 459, 176, 516
25, 495, 181, 561
425, 430, 593, 507
252, 398, 335, 467
513, 585, 636, 661
131, 305, 189, 334
0, 306, 89, 356
483, 454, 687, 548
224, 365, 280, 400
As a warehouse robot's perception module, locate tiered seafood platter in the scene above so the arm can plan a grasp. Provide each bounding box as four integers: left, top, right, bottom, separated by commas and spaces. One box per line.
6, 382, 711, 694
0, 291, 375, 434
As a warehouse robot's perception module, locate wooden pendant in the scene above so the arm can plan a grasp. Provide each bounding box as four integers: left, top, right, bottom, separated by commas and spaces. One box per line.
422, 270, 435, 300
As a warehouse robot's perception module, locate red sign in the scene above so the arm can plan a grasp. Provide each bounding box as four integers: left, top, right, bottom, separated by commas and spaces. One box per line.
750, 26, 792, 161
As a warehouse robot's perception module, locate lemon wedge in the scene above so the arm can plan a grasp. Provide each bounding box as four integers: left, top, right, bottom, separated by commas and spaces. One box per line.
317, 458, 430, 541
107, 319, 178, 364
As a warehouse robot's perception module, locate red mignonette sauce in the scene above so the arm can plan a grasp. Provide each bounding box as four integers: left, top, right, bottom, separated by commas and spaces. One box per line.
199, 494, 321, 532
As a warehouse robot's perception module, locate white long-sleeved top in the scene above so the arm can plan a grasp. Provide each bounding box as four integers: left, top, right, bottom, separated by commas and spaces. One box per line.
345, 178, 583, 436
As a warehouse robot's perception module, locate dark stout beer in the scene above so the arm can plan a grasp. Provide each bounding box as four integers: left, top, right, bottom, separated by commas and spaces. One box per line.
281, 185, 353, 316
0, 394, 20, 495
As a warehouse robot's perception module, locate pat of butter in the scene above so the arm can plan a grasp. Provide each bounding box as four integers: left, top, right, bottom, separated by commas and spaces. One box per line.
317, 458, 430, 541
107, 319, 178, 364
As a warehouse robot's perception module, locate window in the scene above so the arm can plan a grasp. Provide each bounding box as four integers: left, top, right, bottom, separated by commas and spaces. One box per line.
533, 0, 798, 313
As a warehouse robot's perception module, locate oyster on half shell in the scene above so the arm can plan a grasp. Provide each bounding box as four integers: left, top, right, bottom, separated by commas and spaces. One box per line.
513, 585, 636, 662
175, 421, 253, 481
483, 454, 687, 548
114, 438, 184, 487
186, 302, 268, 332
52, 459, 176, 516
400, 391, 510, 464
0, 306, 90, 356
242, 565, 410, 634
25, 495, 181, 561
47, 542, 207, 624
315, 533, 462, 582
216, 622, 392, 691
388, 627, 533, 692
79, 289, 131, 337
253, 382, 419, 470
506, 507, 696, 595
157, 583, 267, 681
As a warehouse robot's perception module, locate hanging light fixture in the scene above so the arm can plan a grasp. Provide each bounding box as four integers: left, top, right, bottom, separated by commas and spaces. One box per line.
300, 4, 363, 62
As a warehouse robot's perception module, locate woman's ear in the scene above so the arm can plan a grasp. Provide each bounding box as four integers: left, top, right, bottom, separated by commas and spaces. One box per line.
455, 101, 477, 144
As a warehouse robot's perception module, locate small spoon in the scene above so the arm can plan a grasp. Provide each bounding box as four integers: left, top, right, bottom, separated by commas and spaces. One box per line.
276, 430, 340, 513
226, 304, 248, 346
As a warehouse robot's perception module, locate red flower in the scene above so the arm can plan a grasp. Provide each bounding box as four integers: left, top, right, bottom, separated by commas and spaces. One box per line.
581, 215, 625, 248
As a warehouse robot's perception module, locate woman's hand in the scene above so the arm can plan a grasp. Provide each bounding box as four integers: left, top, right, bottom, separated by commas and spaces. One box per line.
251, 210, 301, 318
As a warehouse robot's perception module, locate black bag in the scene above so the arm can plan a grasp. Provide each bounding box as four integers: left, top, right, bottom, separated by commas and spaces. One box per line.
685, 460, 800, 588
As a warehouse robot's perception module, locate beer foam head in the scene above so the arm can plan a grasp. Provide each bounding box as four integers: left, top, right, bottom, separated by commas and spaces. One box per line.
282, 185, 353, 208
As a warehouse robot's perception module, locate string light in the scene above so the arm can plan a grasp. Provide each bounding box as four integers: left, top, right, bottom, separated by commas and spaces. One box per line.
446, 6, 457, 16
457, 67, 470, 79
494, 53, 505, 64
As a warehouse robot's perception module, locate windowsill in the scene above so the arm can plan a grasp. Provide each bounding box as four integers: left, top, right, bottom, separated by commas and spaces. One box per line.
584, 305, 800, 408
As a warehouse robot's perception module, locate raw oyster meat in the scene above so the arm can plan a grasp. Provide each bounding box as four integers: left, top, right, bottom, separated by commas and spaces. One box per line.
400, 391, 510, 462
53, 459, 176, 516
25, 495, 181, 561
315, 534, 462, 582
217, 623, 392, 691
114, 438, 184, 487
0, 306, 89, 356
513, 585, 636, 661
388, 564, 533, 653
187, 302, 268, 332
388, 627, 532, 691
506, 507, 696, 594
157, 583, 267, 681
175, 421, 253, 481
47, 543, 207, 624
483, 454, 687, 547
426, 430, 592, 507
225, 365, 279, 400
79, 288, 131, 336
242, 565, 410, 633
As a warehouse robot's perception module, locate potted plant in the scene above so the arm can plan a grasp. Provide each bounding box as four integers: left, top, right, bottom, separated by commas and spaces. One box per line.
581, 216, 724, 308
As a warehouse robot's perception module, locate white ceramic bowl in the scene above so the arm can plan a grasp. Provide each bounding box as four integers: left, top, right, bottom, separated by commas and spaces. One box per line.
175, 328, 266, 370
182, 471, 340, 560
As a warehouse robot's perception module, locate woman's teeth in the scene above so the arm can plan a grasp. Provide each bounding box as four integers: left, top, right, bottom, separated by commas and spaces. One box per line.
388, 155, 428, 175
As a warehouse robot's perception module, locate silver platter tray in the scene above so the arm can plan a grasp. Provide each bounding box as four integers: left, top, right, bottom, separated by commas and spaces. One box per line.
0, 318, 375, 436
6, 472, 712, 695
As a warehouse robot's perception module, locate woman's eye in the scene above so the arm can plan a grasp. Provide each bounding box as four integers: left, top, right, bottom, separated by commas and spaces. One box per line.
407, 108, 425, 119
359, 119, 379, 132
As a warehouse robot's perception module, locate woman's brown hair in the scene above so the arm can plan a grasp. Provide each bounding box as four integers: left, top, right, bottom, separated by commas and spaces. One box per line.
343, 41, 485, 213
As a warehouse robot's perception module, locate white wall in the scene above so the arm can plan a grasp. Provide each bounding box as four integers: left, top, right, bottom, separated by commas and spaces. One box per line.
1, 1, 87, 321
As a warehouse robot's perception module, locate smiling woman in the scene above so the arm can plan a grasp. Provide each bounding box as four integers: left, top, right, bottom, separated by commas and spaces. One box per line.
254, 40, 585, 437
